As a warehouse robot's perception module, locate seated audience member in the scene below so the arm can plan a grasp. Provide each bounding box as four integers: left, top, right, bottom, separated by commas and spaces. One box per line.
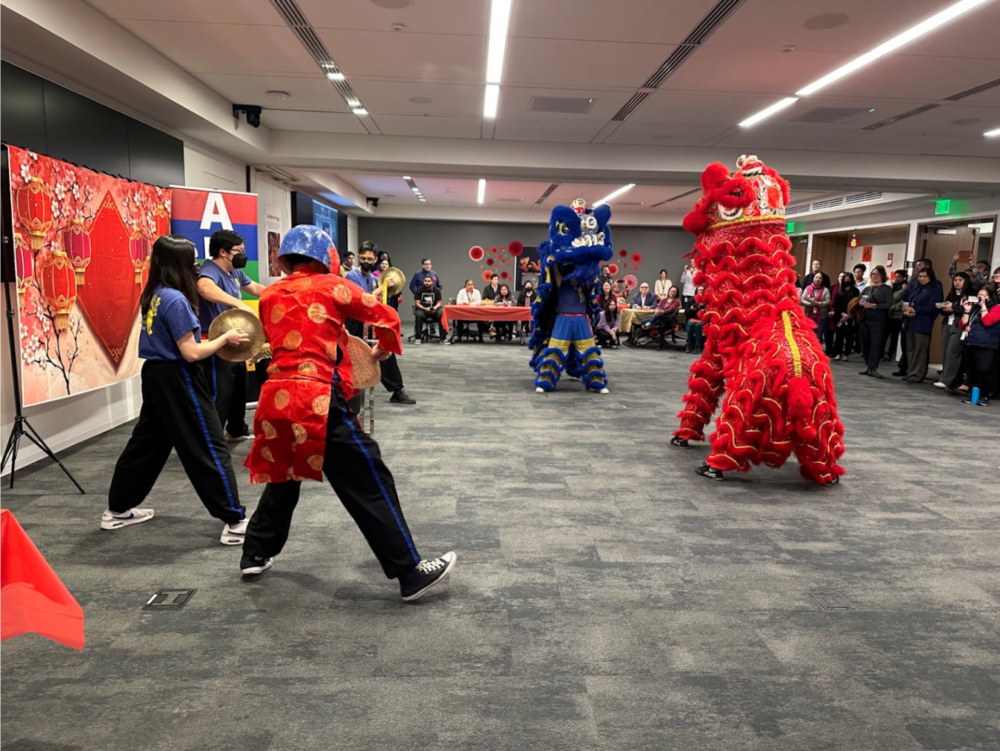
830, 274, 859, 361
596, 299, 620, 348
853, 263, 868, 292
454, 279, 486, 343
958, 283, 999, 406
949, 252, 987, 286
632, 286, 682, 345
885, 269, 907, 361
684, 287, 707, 353
801, 272, 831, 336
482, 273, 501, 301
901, 266, 943, 383
517, 280, 537, 337
631, 282, 655, 309
611, 280, 626, 303
654, 270, 673, 301
493, 284, 515, 341
413, 274, 444, 343
597, 280, 615, 309
408, 257, 441, 297
936, 271, 971, 389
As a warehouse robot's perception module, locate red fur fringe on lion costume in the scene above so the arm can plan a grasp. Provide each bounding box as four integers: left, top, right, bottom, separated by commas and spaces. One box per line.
674, 155, 845, 485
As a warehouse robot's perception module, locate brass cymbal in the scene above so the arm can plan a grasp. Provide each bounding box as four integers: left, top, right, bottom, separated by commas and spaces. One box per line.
379, 267, 406, 297
208, 308, 266, 362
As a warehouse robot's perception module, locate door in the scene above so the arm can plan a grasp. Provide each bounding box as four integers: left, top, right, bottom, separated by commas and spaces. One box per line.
809, 233, 849, 283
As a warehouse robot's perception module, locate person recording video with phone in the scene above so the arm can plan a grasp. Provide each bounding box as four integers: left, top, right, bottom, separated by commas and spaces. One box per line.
958, 283, 999, 406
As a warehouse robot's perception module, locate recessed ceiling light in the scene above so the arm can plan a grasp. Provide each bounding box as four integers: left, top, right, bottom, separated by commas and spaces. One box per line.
411, 187, 420, 192
265, 91, 290, 101
409, 96, 433, 104
326, 71, 346, 81
484, 84, 500, 118
391, 22, 407, 31
594, 184, 635, 207
740, 97, 799, 127
985, 126, 1000, 137
402, 175, 412, 180
477, 178, 486, 205
371, 0, 412, 8
352, 107, 368, 116
486, 0, 513, 84
804, 13, 850, 30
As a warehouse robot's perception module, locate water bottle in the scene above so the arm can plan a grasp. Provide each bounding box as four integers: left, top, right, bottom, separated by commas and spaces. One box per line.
970, 387, 980, 405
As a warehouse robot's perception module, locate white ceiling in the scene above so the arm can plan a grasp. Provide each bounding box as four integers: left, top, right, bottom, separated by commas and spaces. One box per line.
9, 0, 998, 221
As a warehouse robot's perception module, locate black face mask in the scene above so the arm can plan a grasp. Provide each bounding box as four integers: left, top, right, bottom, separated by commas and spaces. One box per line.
231, 252, 248, 269
360, 261, 376, 273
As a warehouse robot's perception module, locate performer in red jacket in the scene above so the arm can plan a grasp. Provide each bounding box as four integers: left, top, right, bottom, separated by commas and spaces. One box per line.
241, 225, 455, 602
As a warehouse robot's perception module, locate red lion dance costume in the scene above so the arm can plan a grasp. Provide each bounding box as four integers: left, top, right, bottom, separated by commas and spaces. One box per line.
673, 155, 845, 485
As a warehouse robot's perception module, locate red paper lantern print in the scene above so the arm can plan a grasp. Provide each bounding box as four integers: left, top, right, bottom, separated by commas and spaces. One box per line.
509, 241, 524, 256
607, 264, 618, 275
129, 229, 150, 284
63, 219, 92, 286
14, 232, 32, 306
482, 270, 493, 282
16, 177, 54, 251
469, 246, 485, 261
631, 252, 643, 265
40, 248, 77, 332
619, 249, 627, 257
153, 205, 170, 239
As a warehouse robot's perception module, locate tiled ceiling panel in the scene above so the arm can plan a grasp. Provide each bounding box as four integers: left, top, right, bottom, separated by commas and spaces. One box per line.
494, 119, 608, 143
375, 115, 482, 139
298, 0, 487, 35
86, 0, 283, 25
504, 37, 674, 89
819, 133, 975, 155
261, 110, 368, 134
316, 29, 484, 82
197, 74, 352, 112
349, 81, 485, 117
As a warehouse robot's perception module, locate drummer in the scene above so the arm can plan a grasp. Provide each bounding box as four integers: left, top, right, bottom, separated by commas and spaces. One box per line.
101, 235, 252, 546
197, 229, 269, 442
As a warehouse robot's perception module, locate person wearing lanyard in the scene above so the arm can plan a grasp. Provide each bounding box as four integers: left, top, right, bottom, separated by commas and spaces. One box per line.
101, 235, 251, 545
197, 229, 268, 442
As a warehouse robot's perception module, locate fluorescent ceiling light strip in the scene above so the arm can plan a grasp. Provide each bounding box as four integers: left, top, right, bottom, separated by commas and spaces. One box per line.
486, 0, 513, 84
593, 184, 635, 207
477, 179, 487, 205
326, 71, 345, 81
739, 97, 799, 128
483, 84, 500, 118
985, 126, 1000, 137
797, 0, 990, 96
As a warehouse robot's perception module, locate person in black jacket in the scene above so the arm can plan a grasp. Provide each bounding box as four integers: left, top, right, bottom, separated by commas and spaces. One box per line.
516, 280, 537, 338
683, 287, 706, 353
856, 265, 894, 378
959, 284, 1000, 406
936, 271, 972, 390
830, 273, 860, 361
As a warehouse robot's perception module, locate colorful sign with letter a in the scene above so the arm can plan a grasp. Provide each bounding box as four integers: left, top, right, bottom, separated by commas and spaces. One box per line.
170, 187, 259, 285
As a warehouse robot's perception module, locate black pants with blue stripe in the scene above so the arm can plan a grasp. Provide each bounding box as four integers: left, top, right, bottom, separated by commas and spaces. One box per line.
242, 388, 420, 579
108, 360, 245, 524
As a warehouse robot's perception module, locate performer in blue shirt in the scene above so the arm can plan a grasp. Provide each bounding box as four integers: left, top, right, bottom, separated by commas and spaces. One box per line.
102, 235, 251, 546
197, 229, 268, 442
345, 240, 416, 405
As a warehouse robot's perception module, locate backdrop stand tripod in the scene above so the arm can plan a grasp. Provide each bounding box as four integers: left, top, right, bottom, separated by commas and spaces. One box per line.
1, 281, 84, 493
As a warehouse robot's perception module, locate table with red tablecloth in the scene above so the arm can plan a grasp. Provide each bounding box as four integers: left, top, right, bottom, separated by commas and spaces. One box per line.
1, 508, 85, 650
440, 305, 533, 342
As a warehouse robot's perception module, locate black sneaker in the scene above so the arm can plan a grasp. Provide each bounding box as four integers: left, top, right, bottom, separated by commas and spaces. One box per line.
822, 475, 840, 486
695, 463, 724, 481
390, 390, 416, 404
670, 436, 690, 449
399, 552, 456, 602
240, 554, 273, 580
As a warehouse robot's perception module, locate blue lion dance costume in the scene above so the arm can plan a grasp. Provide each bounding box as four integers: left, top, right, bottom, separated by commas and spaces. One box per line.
528, 199, 614, 393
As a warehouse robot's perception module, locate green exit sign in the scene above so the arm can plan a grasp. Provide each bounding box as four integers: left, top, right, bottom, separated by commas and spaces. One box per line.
786, 221, 795, 233
935, 199, 951, 215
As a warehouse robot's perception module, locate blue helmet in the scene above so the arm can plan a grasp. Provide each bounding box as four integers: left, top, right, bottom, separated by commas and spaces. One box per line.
278, 225, 337, 272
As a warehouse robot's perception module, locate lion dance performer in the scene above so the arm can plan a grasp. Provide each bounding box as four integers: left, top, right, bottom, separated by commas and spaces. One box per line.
241, 225, 456, 602
529, 198, 614, 394
670, 155, 845, 485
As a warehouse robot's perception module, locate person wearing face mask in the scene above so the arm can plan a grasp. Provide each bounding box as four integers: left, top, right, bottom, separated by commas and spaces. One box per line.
197, 229, 268, 442
517, 280, 537, 339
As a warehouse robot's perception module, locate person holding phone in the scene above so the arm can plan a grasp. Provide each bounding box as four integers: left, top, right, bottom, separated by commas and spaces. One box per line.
901, 267, 944, 383
958, 284, 1000, 406
680, 263, 697, 306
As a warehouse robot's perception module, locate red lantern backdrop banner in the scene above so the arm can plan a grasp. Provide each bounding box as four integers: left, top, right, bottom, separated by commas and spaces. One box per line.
7, 146, 171, 407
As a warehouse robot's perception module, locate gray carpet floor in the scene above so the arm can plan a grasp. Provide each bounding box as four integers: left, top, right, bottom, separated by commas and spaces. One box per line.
2, 343, 998, 751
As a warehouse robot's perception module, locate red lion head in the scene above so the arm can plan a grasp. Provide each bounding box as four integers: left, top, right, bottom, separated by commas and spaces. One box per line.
683, 155, 790, 236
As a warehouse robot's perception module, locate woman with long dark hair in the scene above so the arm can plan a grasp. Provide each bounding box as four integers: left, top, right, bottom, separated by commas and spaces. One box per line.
902, 266, 944, 383
494, 283, 515, 341
830, 273, 859, 361
856, 265, 893, 378
596, 299, 620, 348
102, 235, 251, 545
959, 283, 1000, 405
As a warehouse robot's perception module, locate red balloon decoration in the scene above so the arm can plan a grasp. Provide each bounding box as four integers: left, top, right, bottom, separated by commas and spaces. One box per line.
16, 178, 54, 251
486, 257, 495, 266
482, 270, 493, 282
63, 219, 92, 286
619, 249, 627, 257
491, 246, 498, 254
500, 271, 509, 280
129, 230, 150, 285
509, 241, 524, 256
607, 263, 618, 275
40, 248, 77, 332
469, 246, 484, 261
631, 252, 643, 265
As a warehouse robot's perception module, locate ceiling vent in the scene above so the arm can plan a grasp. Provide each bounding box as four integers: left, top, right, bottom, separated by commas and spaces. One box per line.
528, 96, 595, 114
944, 77, 1000, 101
617, 201, 643, 206
863, 104, 939, 131
785, 204, 811, 216
533, 183, 560, 206
497, 198, 525, 203
793, 107, 870, 124
845, 190, 883, 206
812, 197, 845, 211
612, 92, 650, 122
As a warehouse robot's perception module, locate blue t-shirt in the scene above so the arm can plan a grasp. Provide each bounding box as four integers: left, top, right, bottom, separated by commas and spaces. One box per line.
346, 268, 378, 294
557, 280, 588, 315
198, 259, 251, 333
139, 286, 200, 361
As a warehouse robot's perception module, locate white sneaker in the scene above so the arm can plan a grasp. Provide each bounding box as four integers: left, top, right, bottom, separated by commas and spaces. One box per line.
101, 507, 154, 530
933, 381, 946, 389
221, 518, 249, 546
535, 387, 545, 393
598, 387, 610, 394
